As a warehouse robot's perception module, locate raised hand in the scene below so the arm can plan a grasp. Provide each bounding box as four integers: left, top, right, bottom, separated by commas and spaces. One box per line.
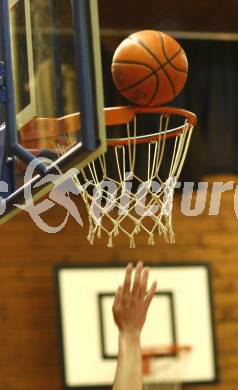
112, 261, 157, 335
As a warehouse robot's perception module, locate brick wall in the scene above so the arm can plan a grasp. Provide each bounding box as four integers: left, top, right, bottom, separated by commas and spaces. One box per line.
0, 174, 238, 390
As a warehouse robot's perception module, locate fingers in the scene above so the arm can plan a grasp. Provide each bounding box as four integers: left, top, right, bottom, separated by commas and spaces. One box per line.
113, 285, 122, 309
144, 281, 157, 311
114, 262, 157, 310
113, 262, 157, 333
122, 263, 133, 296
138, 267, 149, 300
131, 261, 143, 296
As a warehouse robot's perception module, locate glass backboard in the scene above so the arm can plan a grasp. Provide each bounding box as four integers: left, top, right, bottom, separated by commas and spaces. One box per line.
0, 0, 106, 223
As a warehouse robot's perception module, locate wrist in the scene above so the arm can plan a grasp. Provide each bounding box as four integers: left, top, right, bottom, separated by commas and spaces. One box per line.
118, 331, 142, 365
119, 330, 141, 346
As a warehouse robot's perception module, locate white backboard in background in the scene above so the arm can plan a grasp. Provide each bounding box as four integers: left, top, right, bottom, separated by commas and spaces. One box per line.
56, 264, 218, 389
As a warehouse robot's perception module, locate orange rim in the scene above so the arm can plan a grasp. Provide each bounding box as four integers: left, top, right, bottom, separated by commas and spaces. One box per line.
18, 106, 197, 146
142, 344, 192, 376
134, 106, 197, 126
106, 124, 192, 146
142, 344, 192, 358
106, 105, 196, 146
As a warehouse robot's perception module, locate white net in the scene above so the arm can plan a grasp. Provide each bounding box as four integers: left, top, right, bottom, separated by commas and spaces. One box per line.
143, 347, 191, 390
73, 109, 194, 247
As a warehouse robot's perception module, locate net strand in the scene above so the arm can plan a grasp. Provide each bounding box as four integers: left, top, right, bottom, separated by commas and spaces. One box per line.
75, 111, 194, 247
143, 348, 191, 390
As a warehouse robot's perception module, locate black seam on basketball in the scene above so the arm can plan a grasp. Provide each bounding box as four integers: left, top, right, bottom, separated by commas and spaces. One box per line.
129, 35, 176, 95
115, 58, 181, 93
129, 34, 187, 74
113, 35, 187, 99
125, 72, 159, 106
129, 36, 164, 66
145, 71, 160, 105
157, 31, 187, 73
113, 62, 156, 92
114, 61, 160, 105
112, 60, 154, 68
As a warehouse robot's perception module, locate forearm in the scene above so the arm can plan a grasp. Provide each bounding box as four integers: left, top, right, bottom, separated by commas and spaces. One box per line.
112, 332, 143, 390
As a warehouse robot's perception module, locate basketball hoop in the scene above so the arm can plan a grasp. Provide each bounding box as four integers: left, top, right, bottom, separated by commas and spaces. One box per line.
142, 344, 192, 390
19, 105, 197, 247
75, 105, 196, 247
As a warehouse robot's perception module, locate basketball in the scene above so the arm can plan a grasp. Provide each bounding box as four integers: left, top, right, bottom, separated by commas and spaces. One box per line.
111, 30, 188, 106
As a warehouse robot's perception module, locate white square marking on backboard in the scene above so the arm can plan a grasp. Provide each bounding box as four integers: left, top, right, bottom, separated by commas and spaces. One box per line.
57, 265, 217, 387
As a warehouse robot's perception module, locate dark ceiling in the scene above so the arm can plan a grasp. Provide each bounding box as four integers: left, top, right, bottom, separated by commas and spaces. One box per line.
98, 0, 238, 33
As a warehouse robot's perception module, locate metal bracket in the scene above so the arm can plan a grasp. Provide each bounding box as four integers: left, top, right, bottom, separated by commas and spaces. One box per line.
0, 61, 6, 103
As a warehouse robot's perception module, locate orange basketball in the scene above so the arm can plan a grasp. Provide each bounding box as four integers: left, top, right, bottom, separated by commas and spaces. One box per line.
111, 30, 188, 106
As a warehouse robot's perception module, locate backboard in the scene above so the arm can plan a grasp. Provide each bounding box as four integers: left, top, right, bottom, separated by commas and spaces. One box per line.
0, 0, 106, 223
56, 263, 218, 389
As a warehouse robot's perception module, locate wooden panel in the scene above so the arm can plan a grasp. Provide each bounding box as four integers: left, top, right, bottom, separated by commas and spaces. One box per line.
99, 0, 238, 33
0, 175, 238, 389
47, 1, 238, 35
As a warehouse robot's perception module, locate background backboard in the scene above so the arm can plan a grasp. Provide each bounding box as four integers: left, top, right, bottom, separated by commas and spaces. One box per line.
56, 263, 218, 389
